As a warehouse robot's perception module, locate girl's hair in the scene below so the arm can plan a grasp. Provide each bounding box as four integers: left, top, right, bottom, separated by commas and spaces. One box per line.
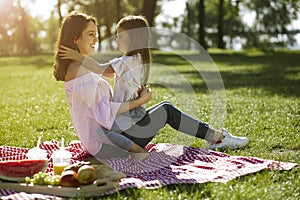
116, 15, 151, 85
53, 11, 97, 81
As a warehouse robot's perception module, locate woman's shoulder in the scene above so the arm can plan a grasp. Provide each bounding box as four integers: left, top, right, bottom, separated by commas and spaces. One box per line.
65, 62, 89, 82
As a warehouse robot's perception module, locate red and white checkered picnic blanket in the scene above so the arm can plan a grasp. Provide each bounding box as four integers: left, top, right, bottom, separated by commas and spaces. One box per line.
0, 140, 297, 199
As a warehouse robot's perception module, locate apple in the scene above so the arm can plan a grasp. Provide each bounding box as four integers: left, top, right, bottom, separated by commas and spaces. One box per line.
59, 170, 79, 187
63, 161, 90, 173
77, 165, 97, 185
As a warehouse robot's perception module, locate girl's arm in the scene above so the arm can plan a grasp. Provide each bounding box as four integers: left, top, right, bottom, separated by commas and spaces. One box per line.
83, 57, 114, 78
117, 85, 152, 114
58, 45, 115, 77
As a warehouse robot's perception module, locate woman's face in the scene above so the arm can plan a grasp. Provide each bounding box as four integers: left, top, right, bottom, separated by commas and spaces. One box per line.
74, 21, 98, 57
116, 27, 131, 54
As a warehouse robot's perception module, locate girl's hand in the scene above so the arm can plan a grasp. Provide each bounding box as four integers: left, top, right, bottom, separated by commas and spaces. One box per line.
138, 84, 150, 97
137, 85, 145, 97
139, 84, 152, 103
58, 45, 84, 63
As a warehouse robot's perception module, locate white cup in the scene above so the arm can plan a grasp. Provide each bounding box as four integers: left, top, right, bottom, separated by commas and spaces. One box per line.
27, 148, 47, 159
52, 149, 72, 175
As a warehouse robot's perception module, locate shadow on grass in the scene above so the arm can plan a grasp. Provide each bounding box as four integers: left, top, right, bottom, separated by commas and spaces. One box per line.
1, 52, 299, 97
152, 51, 300, 98
0, 54, 53, 68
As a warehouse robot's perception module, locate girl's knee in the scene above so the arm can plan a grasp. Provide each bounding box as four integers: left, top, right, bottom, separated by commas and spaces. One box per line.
161, 101, 172, 107
161, 100, 170, 104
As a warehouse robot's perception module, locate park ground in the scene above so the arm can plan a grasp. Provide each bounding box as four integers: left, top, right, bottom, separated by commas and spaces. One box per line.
0, 49, 299, 199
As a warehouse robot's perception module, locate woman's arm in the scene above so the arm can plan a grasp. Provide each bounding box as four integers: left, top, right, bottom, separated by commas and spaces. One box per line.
117, 85, 152, 114
58, 45, 115, 76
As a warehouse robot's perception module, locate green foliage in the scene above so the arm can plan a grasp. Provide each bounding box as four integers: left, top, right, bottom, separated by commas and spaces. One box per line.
0, 0, 19, 56
244, 0, 300, 48
43, 12, 59, 52
1, 0, 300, 55
180, 0, 300, 49
180, 0, 247, 48
0, 0, 57, 56
0, 51, 299, 199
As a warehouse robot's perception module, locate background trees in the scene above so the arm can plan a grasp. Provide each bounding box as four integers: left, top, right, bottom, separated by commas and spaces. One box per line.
244, 0, 300, 49
181, 0, 300, 50
0, 0, 299, 56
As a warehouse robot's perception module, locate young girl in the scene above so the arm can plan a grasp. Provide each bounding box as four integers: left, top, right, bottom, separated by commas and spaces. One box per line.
58, 13, 249, 159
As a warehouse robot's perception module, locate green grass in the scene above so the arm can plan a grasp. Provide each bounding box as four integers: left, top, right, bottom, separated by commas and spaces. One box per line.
0, 51, 299, 199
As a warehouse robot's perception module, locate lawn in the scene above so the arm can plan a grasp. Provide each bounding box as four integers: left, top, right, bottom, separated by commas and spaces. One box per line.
0, 50, 299, 199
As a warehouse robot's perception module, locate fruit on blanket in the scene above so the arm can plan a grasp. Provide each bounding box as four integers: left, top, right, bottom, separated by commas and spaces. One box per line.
25, 172, 61, 186
77, 165, 97, 185
60, 170, 79, 187
59, 161, 97, 186
0, 159, 48, 182
63, 161, 90, 173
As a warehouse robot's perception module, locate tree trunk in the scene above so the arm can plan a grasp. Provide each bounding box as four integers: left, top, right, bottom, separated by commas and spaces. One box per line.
103, 0, 113, 50
57, 0, 63, 25
217, 0, 225, 49
116, 0, 121, 21
97, 25, 102, 51
198, 0, 207, 49
141, 0, 157, 27
186, 2, 192, 50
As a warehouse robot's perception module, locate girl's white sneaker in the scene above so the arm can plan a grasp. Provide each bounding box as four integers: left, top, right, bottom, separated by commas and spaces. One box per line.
210, 129, 249, 150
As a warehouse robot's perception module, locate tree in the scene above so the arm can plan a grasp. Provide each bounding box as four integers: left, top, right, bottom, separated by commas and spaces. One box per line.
186, 1, 192, 49
223, 0, 245, 49
57, 0, 63, 25
141, 0, 158, 27
182, 0, 246, 49
178, 0, 222, 49
0, 0, 18, 55
0, 0, 42, 55
0, 0, 57, 55
198, 0, 207, 49
217, 0, 225, 48
44, 11, 60, 52
243, 0, 300, 49
116, 0, 121, 21
180, 0, 198, 49
103, 0, 114, 50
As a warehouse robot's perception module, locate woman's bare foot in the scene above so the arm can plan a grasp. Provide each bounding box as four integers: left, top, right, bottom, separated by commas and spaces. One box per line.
129, 143, 147, 153
131, 152, 149, 160
129, 143, 149, 160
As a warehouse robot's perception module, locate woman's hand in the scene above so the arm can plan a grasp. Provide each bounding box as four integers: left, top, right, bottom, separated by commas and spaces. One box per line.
58, 45, 85, 63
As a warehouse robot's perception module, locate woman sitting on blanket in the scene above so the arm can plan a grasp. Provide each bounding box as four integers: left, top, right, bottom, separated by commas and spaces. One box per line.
53, 11, 248, 159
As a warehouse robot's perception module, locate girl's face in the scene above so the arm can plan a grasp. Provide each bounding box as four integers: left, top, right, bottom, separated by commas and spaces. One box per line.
74, 21, 98, 57
116, 27, 131, 54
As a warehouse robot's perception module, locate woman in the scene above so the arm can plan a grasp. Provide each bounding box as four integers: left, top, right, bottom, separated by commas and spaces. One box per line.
54, 11, 248, 159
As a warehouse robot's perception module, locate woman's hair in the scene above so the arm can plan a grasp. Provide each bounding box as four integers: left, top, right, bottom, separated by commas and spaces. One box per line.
116, 15, 151, 85
53, 11, 97, 81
